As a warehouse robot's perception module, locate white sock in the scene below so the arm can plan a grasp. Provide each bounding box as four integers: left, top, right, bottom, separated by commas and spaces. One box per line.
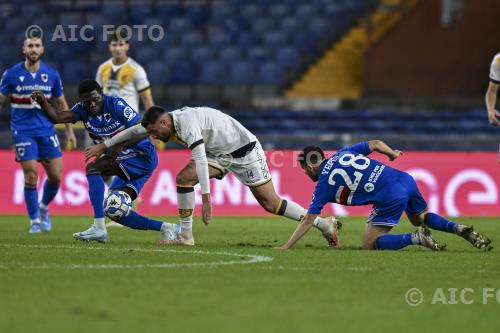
312, 216, 331, 233
30, 219, 40, 225
94, 218, 106, 231
279, 199, 325, 232
177, 187, 195, 239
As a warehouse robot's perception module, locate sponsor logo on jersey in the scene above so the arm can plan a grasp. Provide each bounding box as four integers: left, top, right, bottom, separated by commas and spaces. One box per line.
123, 106, 136, 121
41, 74, 48, 82
19, 76, 24, 82
364, 183, 375, 192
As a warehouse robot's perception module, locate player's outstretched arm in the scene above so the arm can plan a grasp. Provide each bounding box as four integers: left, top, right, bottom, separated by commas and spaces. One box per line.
485, 82, 500, 126
31, 91, 75, 124
368, 140, 402, 161
85, 124, 149, 161
55, 95, 77, 150
0, 93, 6, 107
275, 214, 318, 250
191, 143, 212, 225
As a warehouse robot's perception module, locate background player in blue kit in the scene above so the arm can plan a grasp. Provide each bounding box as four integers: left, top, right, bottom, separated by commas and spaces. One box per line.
0, 34, 77, 233
31, 80, 179, 243
277, 140, 492, 251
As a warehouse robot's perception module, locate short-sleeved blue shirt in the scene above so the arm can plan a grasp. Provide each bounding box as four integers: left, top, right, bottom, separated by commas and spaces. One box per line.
308, 142, 402, 214
0, 61, 63, 135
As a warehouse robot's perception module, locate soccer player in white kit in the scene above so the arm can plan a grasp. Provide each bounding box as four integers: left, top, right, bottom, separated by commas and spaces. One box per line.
485, 52, 500, 161
86, 106, 340, 246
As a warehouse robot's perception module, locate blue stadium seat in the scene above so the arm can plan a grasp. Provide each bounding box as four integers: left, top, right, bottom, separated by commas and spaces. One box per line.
129, 4, 153, 25
21, 4, 40, 20
169, 18, 192, 35
163, 47, 189, 66
102, 2, 126, 23
208, 30, 232, 48
251, 18, 275, 36
240, 4, 263, 20
191, 47, 215, 65
256, 62, 285, 85
236, 32, 261, 48
135, 46, 158, 65
62, 60, 88, 84
147, 60, 169, 84
247, 47, 271, 62
168, 60, 199, 84
280, 17, 301, 35
264, 32, 288, 49
295, 4, 318, 20
156, 0, 183, 20
218, 47, 244, 62
199, 60, 226, 84
185, 2, 210, 27
275, 47, 300, 69
211, 3, 235, 23
228, 61, 255, 84
180, 31, 205, 48
268, 4, 290, 19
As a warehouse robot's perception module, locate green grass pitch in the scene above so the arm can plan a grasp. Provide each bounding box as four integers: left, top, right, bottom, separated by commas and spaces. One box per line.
0, 215, 499, 333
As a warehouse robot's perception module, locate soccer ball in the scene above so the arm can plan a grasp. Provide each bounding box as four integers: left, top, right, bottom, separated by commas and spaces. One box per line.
104, 191, 132, 221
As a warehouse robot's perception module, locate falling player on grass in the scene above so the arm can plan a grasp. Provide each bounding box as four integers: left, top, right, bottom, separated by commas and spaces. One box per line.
276, 140, 492, 251
31, 80, 179, 243
86, 106, 341, 246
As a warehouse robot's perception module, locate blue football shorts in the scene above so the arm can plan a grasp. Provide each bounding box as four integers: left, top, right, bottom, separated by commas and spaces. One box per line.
368, 173, 427, 227
13, 132, 62, 162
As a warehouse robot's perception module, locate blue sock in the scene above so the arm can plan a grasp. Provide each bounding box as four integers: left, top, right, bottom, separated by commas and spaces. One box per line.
87, 173, 105, 218
41, 180, 59, 207
374, 233, 413, 250
24, 184, 39, 220
425, 213, 457, 234
119, 211, 163, 231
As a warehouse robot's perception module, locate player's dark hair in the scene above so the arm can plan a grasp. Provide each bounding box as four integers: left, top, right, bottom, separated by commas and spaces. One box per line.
141, 106, 168, 127
108, 28, 129, 44
78, 79, 102, 95
298, 146, 325, 168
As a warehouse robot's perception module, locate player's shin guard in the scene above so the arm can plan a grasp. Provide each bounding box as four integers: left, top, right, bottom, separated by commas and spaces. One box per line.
275, 199, 330, 232
177, 185, 195, 239
118, 211, 163, 231
40, 180, 59, 207
86, 173, 106, 230
424, 213, 458, 234
374, 233, 413, 250
24, 184, 39, 222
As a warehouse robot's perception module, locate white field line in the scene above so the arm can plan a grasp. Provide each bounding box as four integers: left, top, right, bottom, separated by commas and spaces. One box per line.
0, 243, 273, 270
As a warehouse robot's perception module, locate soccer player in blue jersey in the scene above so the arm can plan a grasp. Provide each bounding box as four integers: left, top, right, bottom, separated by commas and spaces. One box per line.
276, 140, 492, 251
0, 35, 77, 233
31, 80, 179, 243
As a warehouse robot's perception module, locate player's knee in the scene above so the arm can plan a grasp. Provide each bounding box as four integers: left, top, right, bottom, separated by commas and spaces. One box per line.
176, 173, 197, 186
23, 169, 38, 186
47, 175, 61, 186
409, 212, 426, 226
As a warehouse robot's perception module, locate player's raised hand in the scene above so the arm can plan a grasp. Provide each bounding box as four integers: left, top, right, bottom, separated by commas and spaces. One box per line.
390, 150, 403, 161
488, 110, 500, 126
201, 193, 212, 225
85, 142, 106, 162
30, 91, 45, 104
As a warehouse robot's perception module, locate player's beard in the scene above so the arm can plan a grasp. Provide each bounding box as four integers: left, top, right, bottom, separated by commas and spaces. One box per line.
26, 52, 41, 64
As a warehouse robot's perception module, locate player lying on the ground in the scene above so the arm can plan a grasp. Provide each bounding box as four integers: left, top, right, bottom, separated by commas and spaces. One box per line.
0, 34, 76, 233
31, 80, 179, 243
275, 140, 492, 251
86, 106, 341, 246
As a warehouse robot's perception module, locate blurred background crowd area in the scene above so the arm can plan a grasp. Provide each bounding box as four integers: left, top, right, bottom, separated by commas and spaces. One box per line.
0, 0, 498, 151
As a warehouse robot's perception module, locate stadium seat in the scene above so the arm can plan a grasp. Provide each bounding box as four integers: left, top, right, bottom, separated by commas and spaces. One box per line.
251, 18, 275, 36
264, 32, 288, 49
180, 31, 205, 48
162, 47, 189, 66
147, 60, 169, 84
191, 47, 216, 65
208, 30, 232, 48
168, 59, 199, 84
247, 47, 271, 62
269, 4, 290, 18
256, 62, 285, 85
129, 3, 153, 25
218, 47, 244, 62
280, 17, 301, 35
228, 61, 255, 84
169, 18, 192, 35
199, 60, 226, 84
185, 2, 210, 27
135, 46, 158, 65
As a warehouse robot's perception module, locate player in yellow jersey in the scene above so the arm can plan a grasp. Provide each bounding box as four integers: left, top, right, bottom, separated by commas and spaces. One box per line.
95, 29, 154, 113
